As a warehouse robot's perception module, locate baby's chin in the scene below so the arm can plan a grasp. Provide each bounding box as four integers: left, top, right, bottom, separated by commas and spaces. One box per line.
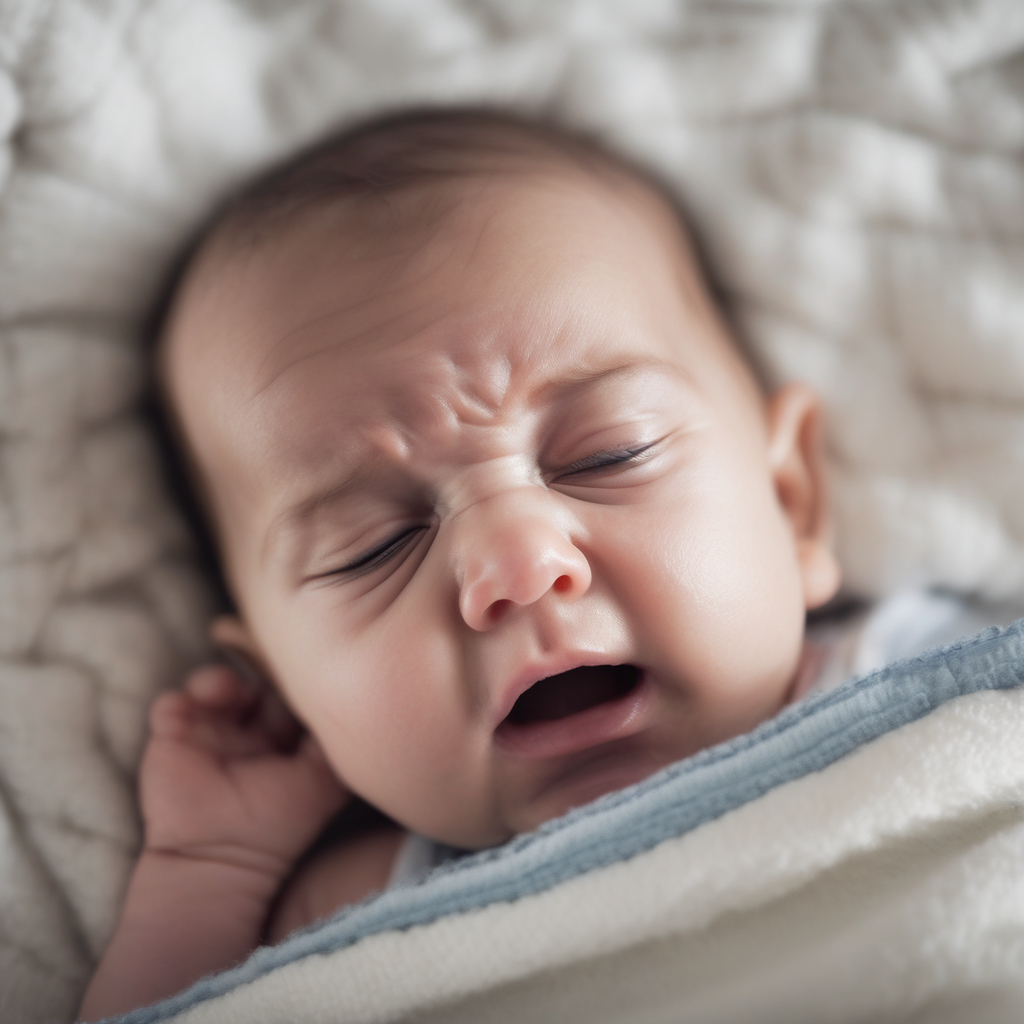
503, 748, 671, 838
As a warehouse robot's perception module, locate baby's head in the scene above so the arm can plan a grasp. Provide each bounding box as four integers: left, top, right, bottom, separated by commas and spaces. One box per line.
160, 110, 840, 848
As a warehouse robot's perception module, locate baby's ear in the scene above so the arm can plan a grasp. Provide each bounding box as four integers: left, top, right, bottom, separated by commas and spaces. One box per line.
766, 382, 841, 611
209, 615, 275, 686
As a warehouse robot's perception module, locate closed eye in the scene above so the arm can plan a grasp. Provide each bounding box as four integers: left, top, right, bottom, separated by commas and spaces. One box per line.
551, 441, 659, 482
330, 525, 427, 579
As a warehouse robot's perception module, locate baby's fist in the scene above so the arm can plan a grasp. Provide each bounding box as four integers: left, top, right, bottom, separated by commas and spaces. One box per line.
141, 665, 348, 881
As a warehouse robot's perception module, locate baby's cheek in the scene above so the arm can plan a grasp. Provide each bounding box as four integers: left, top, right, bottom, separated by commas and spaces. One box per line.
626, 501, 805, 703
294, 658, 482, 839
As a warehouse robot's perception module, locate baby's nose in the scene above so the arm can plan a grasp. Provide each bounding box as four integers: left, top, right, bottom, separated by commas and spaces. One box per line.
456, 491, 592, 632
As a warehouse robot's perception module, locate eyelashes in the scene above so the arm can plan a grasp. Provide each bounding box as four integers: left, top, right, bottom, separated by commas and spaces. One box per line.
551, 440, 659, 481
335, 525, 427, 578
319, 440, 660, 582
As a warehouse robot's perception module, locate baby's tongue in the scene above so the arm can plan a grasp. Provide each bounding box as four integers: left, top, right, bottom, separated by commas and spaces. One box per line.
507, 665, 639, 724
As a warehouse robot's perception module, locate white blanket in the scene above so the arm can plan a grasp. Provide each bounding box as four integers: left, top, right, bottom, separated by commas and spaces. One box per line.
3, 1, 1024, 1020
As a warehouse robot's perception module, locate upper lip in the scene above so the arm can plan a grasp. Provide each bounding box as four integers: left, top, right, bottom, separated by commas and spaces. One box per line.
493, 650, 634, 728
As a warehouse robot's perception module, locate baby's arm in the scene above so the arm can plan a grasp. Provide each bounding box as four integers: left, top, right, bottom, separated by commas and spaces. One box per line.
78, 666, 348, 1022
267, 826, 405, 944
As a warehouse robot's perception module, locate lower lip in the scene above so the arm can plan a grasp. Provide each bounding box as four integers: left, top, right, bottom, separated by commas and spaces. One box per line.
493, 671, 652, 761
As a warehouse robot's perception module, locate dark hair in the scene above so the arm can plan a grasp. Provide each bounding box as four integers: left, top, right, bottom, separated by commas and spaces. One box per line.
210, 107, 657, 249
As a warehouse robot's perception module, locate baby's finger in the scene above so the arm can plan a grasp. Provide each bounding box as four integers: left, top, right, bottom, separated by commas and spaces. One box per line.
185, 665, 257, 712
165, 699, 283, 757
148, 690, 192, 741
150, 680, 275, 757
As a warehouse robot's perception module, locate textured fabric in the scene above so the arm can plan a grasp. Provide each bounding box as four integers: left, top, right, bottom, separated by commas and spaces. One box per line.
5, 2, 1024, 1020
385, 833, 461, 890
806, 588, 1024, 697
108, 619, 1024, 1023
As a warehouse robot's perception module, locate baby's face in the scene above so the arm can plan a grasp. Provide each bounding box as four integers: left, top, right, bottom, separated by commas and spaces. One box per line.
166, 163, 837, 847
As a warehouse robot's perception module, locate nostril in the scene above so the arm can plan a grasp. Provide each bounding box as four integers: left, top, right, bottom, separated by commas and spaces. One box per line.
487, 599, 512, 623
553, 575, 572, 594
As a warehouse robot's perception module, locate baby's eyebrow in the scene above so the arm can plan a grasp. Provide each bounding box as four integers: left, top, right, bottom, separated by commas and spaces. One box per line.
262, 472, 365, 562
540, 357, 678, 400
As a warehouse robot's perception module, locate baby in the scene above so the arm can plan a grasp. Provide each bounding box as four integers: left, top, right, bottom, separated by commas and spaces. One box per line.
79, 110, 840, 1019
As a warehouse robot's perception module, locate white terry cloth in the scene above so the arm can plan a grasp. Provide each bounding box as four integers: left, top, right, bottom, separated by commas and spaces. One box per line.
5, 2, 1024, 1020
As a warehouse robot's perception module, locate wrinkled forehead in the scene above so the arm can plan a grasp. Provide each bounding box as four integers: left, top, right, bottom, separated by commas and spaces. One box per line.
161, 163, 759, 514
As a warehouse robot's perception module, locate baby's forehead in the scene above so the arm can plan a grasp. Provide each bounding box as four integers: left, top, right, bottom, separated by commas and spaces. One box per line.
168, 157, 694, 383
162, 133, 761, 516
165, 112, 721, 382
213, 152, 671, 288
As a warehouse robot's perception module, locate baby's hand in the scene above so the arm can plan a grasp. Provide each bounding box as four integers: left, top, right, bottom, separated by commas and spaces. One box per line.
141, 665, 349, 881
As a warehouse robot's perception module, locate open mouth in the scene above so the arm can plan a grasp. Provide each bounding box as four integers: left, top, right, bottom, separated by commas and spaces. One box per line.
494, 664, 648, 760
504, 664, 642, 725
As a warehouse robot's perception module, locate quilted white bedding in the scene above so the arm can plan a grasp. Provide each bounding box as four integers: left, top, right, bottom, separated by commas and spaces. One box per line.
4, 0, 1024, 1020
